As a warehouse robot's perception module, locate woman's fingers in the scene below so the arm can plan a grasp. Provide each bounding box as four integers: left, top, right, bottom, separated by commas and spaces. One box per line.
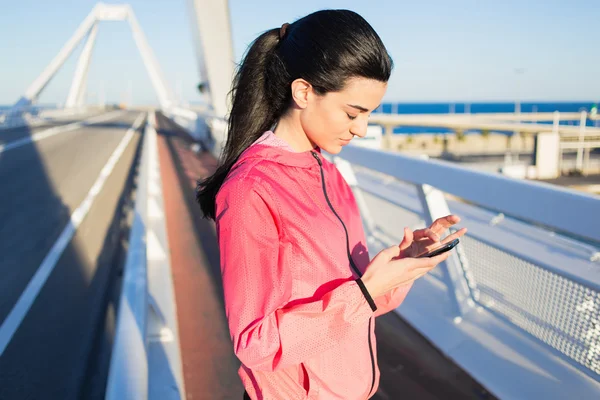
413, 228, 439, 242
415, 251, 451, 270
441, 227, 468, 244
430, 214, 461, 235
399, 227, 414, 251
428, 250, 452, 264
392, 250, 451, 272
382, 244, 402, 260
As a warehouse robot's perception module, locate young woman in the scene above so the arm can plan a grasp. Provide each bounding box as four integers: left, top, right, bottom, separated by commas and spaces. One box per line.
197, 9, 467, 400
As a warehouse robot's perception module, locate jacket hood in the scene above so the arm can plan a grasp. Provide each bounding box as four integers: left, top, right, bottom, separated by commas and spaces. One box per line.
236, 139, 323, 170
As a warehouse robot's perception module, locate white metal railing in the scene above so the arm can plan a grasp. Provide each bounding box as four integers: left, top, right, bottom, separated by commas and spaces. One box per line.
0, 105, 101, 130
106, 112, 184, 400
105, 114, 150, 400
370, 112, 600, 138
339, 145, 600, 243
333, 144, 600, 393
370, 110, 600, 177
161, 106, 227, 158
0, 106, 42, 130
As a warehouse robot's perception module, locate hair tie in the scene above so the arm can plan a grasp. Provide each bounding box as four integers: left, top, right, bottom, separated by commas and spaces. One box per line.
279, 23, 290, 40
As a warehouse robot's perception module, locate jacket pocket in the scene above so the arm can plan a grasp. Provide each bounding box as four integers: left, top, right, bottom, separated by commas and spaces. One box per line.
299, 363, 310, 395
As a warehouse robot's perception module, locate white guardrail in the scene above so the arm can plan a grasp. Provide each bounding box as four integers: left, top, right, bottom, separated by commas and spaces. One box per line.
0, 105, 102, 130
162, 106, 227, 157
105, 112, 184, 400
0, 107, 42, 130
333, 144, 600, 399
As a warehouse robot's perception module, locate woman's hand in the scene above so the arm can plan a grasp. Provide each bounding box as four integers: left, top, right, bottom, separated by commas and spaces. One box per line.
362, 244, 450, 298
361, 214, 467, 299
399, 215, 467, 258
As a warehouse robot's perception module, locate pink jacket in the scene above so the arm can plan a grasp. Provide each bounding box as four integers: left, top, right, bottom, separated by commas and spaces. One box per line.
215, 133, 412, 399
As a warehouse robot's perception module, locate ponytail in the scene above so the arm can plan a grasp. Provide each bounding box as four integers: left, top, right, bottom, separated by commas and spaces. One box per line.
196, 28, 291, 220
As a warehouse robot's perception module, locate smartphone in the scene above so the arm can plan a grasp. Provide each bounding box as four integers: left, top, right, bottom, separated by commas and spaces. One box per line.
417, 238, 460, 258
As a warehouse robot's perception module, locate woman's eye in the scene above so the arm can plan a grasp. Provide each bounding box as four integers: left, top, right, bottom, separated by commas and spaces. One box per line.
347, 113, 358, 120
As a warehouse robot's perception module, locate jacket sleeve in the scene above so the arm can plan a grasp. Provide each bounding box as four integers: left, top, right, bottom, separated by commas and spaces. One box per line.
352, 204, 412, 317
215, 180, 375, 372
350, 203, 413, 317
373, 282, 413, 317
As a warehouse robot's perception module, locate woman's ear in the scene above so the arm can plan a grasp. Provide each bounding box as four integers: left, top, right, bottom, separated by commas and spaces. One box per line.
290, 78, 312, 109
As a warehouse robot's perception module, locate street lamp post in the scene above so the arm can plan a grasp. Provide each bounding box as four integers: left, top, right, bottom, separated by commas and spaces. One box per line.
512, 68, 525, 162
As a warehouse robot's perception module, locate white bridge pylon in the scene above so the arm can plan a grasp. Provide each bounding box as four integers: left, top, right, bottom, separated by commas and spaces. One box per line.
14, 3, 174, 109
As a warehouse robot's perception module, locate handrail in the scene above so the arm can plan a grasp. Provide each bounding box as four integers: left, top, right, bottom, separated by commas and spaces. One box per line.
105, 115, 150, 400
339, 145, 600, 243
105, 112, 186, 400
369, 113, 600, 135
337, 143, 600, 381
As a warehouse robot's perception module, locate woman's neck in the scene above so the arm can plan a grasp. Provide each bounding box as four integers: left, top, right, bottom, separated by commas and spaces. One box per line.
273, 112, 317, 152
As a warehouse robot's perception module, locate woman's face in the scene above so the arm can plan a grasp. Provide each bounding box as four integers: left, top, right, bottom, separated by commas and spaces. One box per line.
300, 77, 387, 154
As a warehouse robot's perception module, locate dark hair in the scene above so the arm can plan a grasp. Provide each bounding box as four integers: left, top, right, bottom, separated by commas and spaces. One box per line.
197, 9, 393, 220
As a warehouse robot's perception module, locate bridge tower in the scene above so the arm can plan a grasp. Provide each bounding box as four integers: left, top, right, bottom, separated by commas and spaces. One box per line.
13, 2, 175, 110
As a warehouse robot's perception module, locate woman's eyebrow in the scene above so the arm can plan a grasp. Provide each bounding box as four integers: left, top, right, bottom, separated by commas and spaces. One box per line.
347, 104, 369, 112
347, 103, 380, 112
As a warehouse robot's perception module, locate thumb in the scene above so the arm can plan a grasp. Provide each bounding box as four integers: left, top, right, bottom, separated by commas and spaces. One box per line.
399, 227, 413, 251
377, 242, 402, 262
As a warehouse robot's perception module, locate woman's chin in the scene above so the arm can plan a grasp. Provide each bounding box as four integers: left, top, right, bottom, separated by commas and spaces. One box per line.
321, 144, 343, 155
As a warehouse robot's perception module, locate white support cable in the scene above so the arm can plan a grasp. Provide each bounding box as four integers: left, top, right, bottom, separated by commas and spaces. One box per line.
15, 6, 98, 108
13, 3, 175, 112
185, 0, 210, 101
186, 0, 235, 118
65, 23, 99, 108
126, 8, 174, 109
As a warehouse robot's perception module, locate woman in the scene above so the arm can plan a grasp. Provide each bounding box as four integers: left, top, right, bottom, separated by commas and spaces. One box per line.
197, 9, 467, 400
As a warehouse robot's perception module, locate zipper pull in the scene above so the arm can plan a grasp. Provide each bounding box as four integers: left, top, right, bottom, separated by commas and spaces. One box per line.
311, 151, 322, 166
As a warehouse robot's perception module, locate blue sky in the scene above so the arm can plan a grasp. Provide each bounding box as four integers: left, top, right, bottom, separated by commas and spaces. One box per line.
1, 0, 598, 105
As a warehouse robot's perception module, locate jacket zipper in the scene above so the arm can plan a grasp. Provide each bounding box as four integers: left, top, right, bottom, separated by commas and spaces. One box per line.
311, 151, 376, 398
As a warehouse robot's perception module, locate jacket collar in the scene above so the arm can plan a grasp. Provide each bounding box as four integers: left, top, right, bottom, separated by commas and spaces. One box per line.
237, 138, 324, 170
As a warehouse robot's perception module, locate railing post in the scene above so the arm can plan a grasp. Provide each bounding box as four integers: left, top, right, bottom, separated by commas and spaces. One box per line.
554, 111, 563, 174
333, 157, 377, 237
336, 152, 475, 319
383, 124, 394, 150
576, 110, 587, 173
416, 179, 475, 320
534, 128, 561, 180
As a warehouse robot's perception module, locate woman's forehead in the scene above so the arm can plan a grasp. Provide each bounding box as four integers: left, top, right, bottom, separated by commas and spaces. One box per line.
333, 78, 387, 110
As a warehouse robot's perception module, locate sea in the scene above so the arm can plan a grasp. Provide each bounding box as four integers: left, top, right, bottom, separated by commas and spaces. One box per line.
2, 101, 598, 135
0, 104, 55, 113
374, 101, 599, 134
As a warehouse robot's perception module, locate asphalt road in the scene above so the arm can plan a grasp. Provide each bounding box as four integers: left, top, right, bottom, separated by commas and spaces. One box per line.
0, 111, 143, 400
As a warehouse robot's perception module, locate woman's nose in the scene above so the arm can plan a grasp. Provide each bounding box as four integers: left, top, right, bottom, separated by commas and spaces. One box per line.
350, 117, 369, 138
